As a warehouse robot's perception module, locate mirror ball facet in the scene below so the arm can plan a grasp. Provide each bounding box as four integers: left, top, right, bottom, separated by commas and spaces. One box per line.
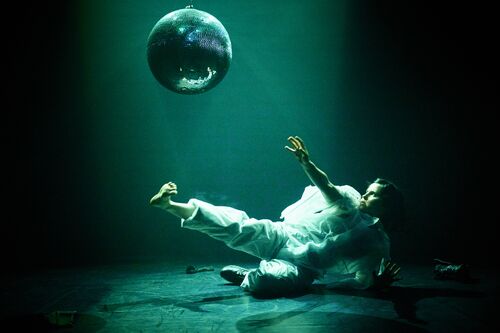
147, 8, 232, 94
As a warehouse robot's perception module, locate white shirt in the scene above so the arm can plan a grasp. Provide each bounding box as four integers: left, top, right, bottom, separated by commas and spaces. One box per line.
276, 185, 390, 279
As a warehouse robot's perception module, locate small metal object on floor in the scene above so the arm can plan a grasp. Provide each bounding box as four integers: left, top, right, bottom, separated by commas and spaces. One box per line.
433, 259, 478, 283
186, 265, 215, 274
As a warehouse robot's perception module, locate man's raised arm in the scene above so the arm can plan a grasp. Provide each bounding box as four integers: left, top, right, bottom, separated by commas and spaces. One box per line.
285, 136, 342, 204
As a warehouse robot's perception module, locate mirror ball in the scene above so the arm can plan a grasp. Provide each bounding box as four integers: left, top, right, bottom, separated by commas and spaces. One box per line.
147, 7, 232, 94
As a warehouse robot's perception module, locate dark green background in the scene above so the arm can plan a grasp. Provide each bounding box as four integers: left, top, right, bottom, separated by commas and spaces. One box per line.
7, 0, 494, 271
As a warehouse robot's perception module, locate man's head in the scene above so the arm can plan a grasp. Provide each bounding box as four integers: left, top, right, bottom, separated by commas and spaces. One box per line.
359, 178, 405, 231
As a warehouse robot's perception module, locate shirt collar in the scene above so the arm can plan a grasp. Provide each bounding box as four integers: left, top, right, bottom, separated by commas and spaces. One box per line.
360, 212, 380, 227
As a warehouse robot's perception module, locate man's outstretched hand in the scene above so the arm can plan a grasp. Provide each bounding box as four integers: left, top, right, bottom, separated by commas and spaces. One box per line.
371, 258, 401, 291
285, 136, 310, 165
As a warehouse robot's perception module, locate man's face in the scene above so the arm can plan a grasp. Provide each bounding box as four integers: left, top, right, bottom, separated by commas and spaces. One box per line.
359, 183, 385, 217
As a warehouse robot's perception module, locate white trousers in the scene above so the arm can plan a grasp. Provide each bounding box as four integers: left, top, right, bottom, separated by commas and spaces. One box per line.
181, 199, 317, 294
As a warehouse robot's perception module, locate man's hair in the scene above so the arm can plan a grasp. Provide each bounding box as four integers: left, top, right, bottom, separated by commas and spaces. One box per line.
373, 178, 405, 232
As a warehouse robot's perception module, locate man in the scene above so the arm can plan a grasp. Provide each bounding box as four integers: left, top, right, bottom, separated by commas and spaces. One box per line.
150, 136, 403, 295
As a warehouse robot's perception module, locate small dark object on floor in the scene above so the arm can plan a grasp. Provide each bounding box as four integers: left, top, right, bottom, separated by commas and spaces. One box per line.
186, 265, 214, 274
0, 311, 83, 333
433, 259, 476, 283
45, 310, 77, 327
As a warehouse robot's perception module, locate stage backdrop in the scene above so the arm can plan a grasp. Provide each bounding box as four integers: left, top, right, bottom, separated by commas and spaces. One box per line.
8, 0, 494, 271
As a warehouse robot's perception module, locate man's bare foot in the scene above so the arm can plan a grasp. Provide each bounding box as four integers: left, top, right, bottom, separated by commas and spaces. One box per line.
150, 182, 177, 208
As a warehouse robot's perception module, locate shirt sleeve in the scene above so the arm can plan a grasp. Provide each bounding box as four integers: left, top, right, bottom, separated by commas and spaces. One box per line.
335, 185, 361, 210
286, 221, 389, 273
280, 185, 360, 221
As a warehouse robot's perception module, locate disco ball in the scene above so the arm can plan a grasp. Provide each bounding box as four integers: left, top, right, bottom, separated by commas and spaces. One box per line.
146, 6, 232, 94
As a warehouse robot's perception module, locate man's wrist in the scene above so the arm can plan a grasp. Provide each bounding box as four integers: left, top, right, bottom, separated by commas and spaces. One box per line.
301, 160, 313, 169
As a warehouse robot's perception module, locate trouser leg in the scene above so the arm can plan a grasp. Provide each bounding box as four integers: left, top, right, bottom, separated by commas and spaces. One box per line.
241, 259, 316, 295
181, 199, 287, 260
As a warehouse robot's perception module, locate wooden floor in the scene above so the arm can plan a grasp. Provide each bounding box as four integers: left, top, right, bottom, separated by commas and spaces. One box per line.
1, 260, 496, 332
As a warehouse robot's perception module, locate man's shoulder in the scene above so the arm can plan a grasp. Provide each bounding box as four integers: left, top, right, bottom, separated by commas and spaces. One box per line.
335, 185, 360, 198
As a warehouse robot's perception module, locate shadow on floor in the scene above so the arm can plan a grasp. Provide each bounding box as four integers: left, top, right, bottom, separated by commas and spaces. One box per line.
236, 311, 430, 332
99, 291, 252, 314
0, 313, 106, 333
310, 285, 486, 325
